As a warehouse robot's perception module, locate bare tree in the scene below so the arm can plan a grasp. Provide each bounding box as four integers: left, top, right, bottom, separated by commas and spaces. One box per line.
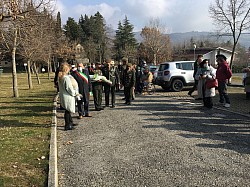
0, 0, 56, 96
140, 18, 172, 65
209, 0, 250, 69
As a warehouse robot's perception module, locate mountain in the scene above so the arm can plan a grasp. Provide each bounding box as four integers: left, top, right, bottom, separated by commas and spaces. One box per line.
134, 31, 250, 48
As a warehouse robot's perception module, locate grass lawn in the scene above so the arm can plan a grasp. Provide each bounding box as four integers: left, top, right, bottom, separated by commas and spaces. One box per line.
0, 73, 55, 187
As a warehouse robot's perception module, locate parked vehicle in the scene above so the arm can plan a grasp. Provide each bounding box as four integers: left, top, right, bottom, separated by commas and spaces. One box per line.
155, 61, 194, 91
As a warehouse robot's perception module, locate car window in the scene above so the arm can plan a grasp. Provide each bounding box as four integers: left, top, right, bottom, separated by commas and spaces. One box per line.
176, 63, 182, 69
181, 62, 194, 70
159, 64, 169, 71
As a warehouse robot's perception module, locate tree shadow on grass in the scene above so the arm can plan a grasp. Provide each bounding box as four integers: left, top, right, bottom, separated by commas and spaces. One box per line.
0, 118, 50, 128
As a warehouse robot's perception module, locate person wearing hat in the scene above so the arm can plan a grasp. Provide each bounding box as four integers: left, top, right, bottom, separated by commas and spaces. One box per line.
216, 54, 232, 108
102, 59, 120, 108
92, 62, 105, 111
71, 61, 92, 118
122, 62, 136, 105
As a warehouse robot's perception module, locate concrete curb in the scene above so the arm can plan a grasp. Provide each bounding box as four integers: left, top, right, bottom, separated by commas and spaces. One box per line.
48, 94, 59, 187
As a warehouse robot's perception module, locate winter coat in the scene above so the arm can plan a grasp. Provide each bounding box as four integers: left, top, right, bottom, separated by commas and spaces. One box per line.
102, 65, 120, 87
243, 72, 250, 93
71, 68, 92, 99
58, 75, 77, 113
195, 66, 216, 98
123, 69, 136, 88
216, 61, 232, 82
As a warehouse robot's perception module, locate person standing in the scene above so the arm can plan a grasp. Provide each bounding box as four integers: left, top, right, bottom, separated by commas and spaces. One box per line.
102, 59, 120, 108
195, 59, 216, 108
188, 54, 203, 97
92, 62, 104, 111
135, 60, 145, 95
216, 54, 232, 108
71, 61, 92, 119
120, 57, 128, 100
243, 67, 250, 100
58, 63, 78, 130
122, 63, 136, 105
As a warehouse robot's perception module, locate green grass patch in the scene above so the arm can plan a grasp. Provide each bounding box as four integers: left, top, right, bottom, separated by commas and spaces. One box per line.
0, 73, 55, 187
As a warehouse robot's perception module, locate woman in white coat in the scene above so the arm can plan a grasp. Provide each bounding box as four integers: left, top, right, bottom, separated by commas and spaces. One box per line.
195, 59, 216, 108
58, 63, 78, 130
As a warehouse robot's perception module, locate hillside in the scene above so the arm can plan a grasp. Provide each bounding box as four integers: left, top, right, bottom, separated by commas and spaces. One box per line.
134, 31, 250, 48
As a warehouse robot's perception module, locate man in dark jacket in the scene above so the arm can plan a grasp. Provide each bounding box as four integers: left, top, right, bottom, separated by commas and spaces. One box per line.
122, 63, 136, 105
71, 62, 92, 118
102, 59, 120, 108
216, 54, 232, 108
188, 54, 203, 96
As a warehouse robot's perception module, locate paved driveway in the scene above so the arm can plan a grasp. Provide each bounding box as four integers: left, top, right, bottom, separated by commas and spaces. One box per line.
57, 91, 250, 187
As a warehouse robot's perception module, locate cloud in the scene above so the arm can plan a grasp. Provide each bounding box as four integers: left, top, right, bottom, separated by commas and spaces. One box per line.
55, 1, 123, 29
125, 0, 177, 18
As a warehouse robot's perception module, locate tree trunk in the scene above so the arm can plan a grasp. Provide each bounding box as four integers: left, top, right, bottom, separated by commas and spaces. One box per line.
33, 62, 41, 84
12, 28, 19, 97
47, 57, 51, 80
153, 53, 157, 65
27, 59, 33, 89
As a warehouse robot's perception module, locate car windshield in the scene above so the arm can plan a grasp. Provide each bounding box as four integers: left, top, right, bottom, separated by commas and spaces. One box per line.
158, 64, 169, 71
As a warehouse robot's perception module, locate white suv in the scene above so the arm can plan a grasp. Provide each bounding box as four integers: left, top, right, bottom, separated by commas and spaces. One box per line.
155, 61, 194, 91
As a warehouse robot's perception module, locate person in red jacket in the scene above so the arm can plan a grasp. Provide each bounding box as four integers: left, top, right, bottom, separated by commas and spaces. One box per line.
215, 54, 232, 108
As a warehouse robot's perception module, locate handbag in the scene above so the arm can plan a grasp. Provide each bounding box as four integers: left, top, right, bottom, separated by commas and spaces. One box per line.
206, 79, 218, 89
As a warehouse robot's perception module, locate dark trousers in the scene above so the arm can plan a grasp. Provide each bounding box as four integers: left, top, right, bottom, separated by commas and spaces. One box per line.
124, 86, 132, 103
136, 80, 143, 94
188, 79, 198, 95
202, 83, 213, 108
77, 96, 89, 116
104, 85, 116, 106
64, 110, 73, 128
218, 81, 230, 104
93, 88, 103, 109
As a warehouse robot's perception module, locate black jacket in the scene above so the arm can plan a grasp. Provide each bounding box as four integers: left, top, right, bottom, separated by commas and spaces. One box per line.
71, 68, 92, 98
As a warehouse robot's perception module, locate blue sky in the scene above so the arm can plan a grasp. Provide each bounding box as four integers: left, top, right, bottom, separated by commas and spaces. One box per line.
55, 0, 215, 33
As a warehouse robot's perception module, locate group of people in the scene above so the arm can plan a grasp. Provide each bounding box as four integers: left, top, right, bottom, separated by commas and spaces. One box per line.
188, 54, 232, 109
54, 57, 153, 131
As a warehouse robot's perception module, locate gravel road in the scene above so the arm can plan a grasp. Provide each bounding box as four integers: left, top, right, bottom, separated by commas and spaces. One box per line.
57, 92, 250, 187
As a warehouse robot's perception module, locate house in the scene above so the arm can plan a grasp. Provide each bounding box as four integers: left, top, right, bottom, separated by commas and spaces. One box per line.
203, 47, 235, 66
173, 47, 235, 67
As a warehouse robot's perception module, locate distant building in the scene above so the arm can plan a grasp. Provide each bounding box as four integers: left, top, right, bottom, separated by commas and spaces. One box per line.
203, 47, 235, 66
173, 47, 235, 67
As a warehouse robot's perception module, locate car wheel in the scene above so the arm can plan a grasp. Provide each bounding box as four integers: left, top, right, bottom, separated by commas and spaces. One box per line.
171, 79, 184, 92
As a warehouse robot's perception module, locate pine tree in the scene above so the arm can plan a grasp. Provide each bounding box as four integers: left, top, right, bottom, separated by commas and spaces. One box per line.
114, 16, 137, 60
64, 17, 81, 42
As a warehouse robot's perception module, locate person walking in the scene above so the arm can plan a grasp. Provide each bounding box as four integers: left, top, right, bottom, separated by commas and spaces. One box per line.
188, 54, 203, 97
58, 63, 78, 130
122, 63, 136, 105
195, 59, 216, 108
102, 59, 120, 108
92, 62, 104, 111
216, 54, 232, 108
71, 61, 92, 119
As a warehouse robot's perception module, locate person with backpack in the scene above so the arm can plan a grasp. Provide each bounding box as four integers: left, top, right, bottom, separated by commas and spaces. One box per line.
216, 54, 232, 108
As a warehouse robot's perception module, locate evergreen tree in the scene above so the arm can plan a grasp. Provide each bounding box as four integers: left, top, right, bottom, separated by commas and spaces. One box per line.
64, 17, 81, 42
55, 12, 62, 36
114, 16, 137, 60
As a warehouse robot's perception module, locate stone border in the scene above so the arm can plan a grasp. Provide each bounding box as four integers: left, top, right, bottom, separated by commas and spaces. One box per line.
48, 94, 59, 187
